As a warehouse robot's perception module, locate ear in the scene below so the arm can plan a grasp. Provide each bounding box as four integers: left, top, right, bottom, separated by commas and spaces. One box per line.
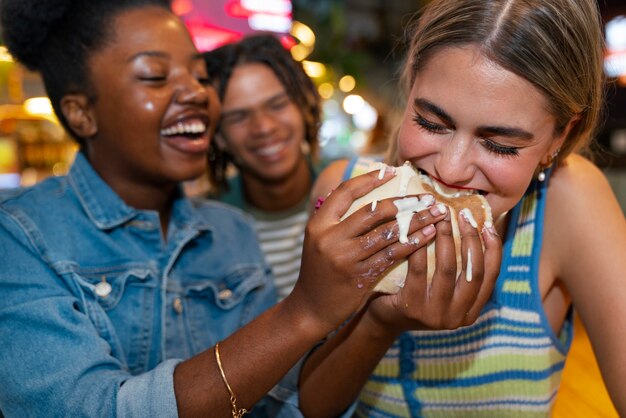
543, 114, 581, 164
60, 94, 97, 138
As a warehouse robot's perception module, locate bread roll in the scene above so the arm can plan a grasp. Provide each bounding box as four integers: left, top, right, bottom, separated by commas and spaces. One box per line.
342, 161, 493, 293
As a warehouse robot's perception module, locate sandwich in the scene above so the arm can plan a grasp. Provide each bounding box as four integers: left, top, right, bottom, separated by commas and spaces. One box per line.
342, 161, 493, 293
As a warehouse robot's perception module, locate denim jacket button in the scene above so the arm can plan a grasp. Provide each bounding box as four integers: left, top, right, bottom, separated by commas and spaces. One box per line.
95, 280, 112, 298
218, 289, 233, 300
173, 297, 183, 314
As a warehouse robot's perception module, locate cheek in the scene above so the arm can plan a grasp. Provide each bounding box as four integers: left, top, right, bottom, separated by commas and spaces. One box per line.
482, 162, 537, 216
290, 116, 306, 143
220, 126, 247, 151
396, 120, 435, 161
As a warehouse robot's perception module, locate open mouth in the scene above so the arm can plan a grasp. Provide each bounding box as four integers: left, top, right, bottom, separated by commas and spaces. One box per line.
160, 119, 207, 139
160, 117, 210, 154
254, 141, 287, 157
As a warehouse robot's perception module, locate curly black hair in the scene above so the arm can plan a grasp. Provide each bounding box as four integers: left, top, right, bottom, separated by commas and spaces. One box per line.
0, 0, 171, 146
203, 33, 322, 194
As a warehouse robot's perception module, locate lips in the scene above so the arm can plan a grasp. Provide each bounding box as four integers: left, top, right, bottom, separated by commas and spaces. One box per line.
418, 170, 486, 196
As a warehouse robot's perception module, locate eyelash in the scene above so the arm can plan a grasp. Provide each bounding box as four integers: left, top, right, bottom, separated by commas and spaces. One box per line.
139, 76, 166, 82
481, 139, 520, 156
138, 76, 211, 86
412, 114, 520, 157
413, 114, 447, 134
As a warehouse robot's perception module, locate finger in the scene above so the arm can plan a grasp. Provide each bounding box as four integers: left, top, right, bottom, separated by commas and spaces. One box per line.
458, 209, 485, 285
343, 196, 417, 241
399, 239, 430, 305
448, 211, 485, 322
464, 223, 502, 321
315, 166, 396, 223
355, 223, 437, 288
429, 209, 457, 303
354, 202, 446, 258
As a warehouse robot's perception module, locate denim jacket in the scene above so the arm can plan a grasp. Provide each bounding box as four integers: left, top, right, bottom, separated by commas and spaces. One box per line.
0, 153, 303, 417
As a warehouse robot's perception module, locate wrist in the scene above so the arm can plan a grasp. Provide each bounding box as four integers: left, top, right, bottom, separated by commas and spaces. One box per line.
359, 304, 403, 343
277, 293, 335, 342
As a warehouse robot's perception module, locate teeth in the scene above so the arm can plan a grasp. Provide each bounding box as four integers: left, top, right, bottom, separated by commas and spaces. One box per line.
161, 121, 206, 136
256, 143, 285, 156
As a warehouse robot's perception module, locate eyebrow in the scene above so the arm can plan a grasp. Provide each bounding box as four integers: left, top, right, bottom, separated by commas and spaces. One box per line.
413, 97, 535, 140
222, 92, 290, 115
127, 51, 205, 62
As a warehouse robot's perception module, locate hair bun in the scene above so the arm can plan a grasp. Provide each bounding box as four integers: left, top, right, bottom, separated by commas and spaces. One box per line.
1, 0, 74, 70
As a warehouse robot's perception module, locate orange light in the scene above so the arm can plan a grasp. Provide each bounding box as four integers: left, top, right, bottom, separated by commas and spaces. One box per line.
172, 0, 194, 16
226, 0, 253, 18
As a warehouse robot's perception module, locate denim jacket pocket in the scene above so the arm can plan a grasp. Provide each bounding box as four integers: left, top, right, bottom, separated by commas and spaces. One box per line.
186, 263, 266, 309
183, 263, 268, 348
70, 266, 158, 372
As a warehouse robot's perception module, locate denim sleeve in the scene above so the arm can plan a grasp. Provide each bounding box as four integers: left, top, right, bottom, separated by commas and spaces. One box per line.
0, 217, 357, 418
117, 360, 181, 417
0, 222, 181, 417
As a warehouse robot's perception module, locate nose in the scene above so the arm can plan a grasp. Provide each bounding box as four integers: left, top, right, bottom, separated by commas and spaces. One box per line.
249, 108, 277, 137
432, 133, 477, 186
174, 75, 209, 106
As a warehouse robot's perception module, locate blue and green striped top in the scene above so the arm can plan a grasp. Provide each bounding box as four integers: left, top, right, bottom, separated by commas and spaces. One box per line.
346, 158, 573, 417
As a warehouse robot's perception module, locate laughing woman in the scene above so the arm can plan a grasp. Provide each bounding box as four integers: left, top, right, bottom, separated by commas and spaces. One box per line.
0, 0, 500, 417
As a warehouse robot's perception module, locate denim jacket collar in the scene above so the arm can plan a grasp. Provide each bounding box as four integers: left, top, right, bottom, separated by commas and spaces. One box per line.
67, 152, 211, 232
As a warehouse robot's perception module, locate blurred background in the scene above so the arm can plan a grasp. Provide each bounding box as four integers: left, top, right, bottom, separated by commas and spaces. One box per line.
0, 0, 625, 212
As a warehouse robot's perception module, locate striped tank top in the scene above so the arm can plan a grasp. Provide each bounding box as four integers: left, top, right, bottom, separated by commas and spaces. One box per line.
345, 158, 573, 418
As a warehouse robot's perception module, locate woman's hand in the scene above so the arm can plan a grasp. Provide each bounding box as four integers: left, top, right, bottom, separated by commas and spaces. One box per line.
285, 167, 447, 336
363, 209, 502, 337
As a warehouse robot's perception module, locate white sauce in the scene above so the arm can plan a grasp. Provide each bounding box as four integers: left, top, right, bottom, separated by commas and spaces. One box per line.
393, 195, 435, 244
466, 248, 473, 282
397, 163, 416, 196
460, 208, 478, 228
377, 163, 387, 180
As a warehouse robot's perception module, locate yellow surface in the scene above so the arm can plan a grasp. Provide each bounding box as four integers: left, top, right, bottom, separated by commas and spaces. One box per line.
552, 314, 619, 417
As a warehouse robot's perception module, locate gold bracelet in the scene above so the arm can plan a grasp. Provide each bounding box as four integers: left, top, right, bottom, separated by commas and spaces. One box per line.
215, 342, 248, 418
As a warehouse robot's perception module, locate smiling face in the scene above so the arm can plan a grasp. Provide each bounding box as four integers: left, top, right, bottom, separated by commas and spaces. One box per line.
83, 6, 220, 193
217, 62, 307, 185
397, 45, 567, 218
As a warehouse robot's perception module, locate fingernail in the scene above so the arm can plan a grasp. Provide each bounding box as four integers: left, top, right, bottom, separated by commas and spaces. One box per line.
420, 194, 435, 208
430, 203, 447, 216
423, 224, 436, 236
459, 208, 478, 228
482, 221, 498, 236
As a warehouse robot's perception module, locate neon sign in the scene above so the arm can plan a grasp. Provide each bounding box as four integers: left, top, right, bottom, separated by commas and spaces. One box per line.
173, 0, 293, 51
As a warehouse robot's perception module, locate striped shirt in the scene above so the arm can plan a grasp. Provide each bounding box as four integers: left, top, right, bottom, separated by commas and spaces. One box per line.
248, 200, 308, 300
345, 158, 573, 417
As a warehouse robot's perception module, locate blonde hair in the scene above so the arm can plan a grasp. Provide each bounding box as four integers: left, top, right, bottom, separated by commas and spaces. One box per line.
398, 0, 606, 163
